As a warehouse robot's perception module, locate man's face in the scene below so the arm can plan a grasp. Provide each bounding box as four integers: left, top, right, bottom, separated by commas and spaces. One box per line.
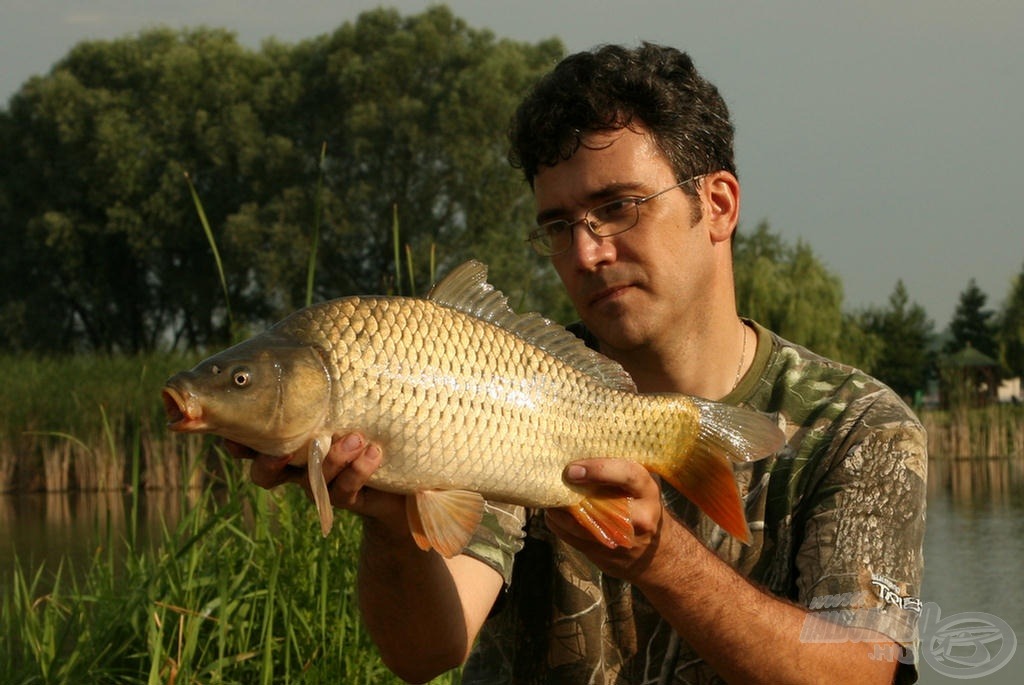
533, 126, 715, 357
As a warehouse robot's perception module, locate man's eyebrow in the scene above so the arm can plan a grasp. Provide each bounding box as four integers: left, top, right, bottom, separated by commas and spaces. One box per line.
534, 182, 646, 224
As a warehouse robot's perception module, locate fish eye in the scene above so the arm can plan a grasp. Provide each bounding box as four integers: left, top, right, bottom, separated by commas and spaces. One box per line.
232, 368, 251, 387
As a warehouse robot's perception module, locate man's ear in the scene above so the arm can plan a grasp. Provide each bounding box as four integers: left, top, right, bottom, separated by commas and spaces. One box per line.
702, 171, 740, 243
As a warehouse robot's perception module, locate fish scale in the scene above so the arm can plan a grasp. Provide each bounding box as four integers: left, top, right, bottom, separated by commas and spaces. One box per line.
162, 260, 785, 557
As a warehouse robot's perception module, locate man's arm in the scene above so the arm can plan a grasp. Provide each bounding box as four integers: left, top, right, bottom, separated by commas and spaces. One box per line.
546, 460, 901, 685
239, 435, 503, 684
356, 508, 503, 683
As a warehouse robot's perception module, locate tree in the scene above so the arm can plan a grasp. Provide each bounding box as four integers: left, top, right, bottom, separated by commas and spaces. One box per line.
0, 8, 568, 352
733, 221, 849, 361
945, 278, 998, 358
1, 27, 295, 351
271, 6, 565, 315
855, 281, 934, 400
997, 261, 1024, 377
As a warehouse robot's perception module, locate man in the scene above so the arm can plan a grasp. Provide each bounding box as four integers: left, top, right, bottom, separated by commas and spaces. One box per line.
243, 43, 926, 684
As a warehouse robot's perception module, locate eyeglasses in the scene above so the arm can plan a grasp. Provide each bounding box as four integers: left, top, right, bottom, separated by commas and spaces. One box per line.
526, 175, 703, 257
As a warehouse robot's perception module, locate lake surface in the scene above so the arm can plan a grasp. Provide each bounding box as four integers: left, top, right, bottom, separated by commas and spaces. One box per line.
2, 458, 1021, 682
919, 458, 1023, 683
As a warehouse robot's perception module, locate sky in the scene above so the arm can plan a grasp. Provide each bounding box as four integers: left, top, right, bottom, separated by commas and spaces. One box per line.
2, 0, 1022, 330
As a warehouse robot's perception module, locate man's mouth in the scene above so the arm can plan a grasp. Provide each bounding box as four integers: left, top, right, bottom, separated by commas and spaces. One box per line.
588, 284, 632, 307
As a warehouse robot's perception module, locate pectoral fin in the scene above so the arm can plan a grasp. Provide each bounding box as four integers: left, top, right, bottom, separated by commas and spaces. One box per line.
406, 490, 485, 558
307, 436, 334, 537
568, 495, 636, 549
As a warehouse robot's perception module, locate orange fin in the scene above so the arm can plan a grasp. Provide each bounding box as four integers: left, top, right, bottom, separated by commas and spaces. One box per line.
650, 400, 784, 543
405, 490, 485, 558
568, 495, 636, 549
653, 447, 752, 544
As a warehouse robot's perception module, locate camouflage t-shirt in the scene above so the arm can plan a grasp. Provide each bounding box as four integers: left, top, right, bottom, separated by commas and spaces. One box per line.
461, 320, 927, 685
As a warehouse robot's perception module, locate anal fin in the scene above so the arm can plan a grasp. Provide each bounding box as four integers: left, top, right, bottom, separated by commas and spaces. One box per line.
568, 495, 636, 549
406, 490, 486, 558
653, 447, 751, 544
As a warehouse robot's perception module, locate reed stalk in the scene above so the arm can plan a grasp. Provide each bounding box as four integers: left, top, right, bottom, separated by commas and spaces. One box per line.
920, 404, 1024, 459
0, 450, 16, 492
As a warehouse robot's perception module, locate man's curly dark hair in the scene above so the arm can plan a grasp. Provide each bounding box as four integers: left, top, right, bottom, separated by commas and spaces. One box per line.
508, 43, 736, 194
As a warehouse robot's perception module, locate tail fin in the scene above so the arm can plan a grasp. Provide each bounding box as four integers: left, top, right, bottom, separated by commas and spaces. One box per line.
651, 401, 784, 543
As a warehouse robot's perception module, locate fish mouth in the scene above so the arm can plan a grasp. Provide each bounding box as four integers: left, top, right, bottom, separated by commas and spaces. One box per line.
161, 386, 206, 431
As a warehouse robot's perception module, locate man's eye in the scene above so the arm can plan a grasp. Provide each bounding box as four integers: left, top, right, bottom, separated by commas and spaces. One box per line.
599, 198, 637, 217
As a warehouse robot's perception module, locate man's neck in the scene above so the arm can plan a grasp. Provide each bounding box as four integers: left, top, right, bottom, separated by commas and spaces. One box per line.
601, 316, 750, 400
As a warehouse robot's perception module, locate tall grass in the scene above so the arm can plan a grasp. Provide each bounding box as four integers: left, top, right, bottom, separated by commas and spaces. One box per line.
0, 450, 459, 684
920, 404, 1024, 459
0, 352, 206, 493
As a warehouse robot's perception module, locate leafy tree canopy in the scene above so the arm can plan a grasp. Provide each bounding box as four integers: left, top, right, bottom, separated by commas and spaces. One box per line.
0, 7, 564, 352
997, 261, 1024, 377
853, 280, 934, 399
734, 221, 848, 361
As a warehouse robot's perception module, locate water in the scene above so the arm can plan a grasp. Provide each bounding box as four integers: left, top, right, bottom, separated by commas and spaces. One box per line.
2, 459, 1022, 682
919, 458, 1024, 683
0, 489, 201, 580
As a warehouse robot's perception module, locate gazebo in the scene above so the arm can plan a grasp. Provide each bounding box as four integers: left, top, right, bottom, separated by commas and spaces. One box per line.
939, 345, 1000, 407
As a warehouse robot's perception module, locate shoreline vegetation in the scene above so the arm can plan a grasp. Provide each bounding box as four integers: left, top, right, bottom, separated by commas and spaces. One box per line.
1, 451, 452, 684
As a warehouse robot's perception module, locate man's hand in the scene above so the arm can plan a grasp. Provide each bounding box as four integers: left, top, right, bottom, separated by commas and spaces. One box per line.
225, 434, 406, 530
545, 459, 668, 583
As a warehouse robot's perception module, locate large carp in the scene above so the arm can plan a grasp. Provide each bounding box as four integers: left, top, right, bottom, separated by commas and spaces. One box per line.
162, 260, 784, 557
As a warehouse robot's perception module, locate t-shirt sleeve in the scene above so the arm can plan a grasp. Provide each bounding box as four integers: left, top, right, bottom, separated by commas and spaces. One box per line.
462, 501, 527, 585
794, 399, 927, 682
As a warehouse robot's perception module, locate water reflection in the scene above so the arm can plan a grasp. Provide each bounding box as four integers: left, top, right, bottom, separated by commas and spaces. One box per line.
928, 457, 1024, 508
0, 489, 202, 582
921, 457, 1024, 684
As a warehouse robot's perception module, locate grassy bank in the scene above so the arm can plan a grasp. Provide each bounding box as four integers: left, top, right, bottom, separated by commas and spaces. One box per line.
0, 451, 457, 684
0, 352, 204, 493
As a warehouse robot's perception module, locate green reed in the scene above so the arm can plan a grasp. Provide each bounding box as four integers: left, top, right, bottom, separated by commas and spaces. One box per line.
0, 352, 198, 492
920, 404, 1024, 459
0, 449, 459, 684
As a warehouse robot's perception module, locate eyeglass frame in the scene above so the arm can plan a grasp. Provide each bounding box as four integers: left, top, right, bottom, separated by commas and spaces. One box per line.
526, 175, 704, 257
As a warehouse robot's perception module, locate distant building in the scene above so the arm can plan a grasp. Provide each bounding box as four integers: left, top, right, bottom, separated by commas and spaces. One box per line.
998, 377, 1021, 404
938, 345, 1000, 408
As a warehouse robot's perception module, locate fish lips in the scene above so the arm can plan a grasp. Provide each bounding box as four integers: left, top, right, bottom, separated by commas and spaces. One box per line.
161, 384, 208, 431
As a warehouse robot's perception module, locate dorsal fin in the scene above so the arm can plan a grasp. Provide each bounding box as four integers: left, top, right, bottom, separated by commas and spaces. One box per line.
427, 260, 636, 392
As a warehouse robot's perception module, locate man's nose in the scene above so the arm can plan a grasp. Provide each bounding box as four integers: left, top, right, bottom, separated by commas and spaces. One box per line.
565, 221, 615, 270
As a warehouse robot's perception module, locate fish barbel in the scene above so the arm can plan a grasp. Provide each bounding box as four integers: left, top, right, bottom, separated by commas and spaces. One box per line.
162, 260, 784, 557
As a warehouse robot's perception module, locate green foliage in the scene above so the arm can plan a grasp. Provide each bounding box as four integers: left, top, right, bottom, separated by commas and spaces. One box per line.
733, 221, 849, 361
945, 278, 999, 358
852, 281, 934, 399
0, 453, 457, 684
1, 27, 295, 352
996, 261, 1024, 377
0, 6, 566, 353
